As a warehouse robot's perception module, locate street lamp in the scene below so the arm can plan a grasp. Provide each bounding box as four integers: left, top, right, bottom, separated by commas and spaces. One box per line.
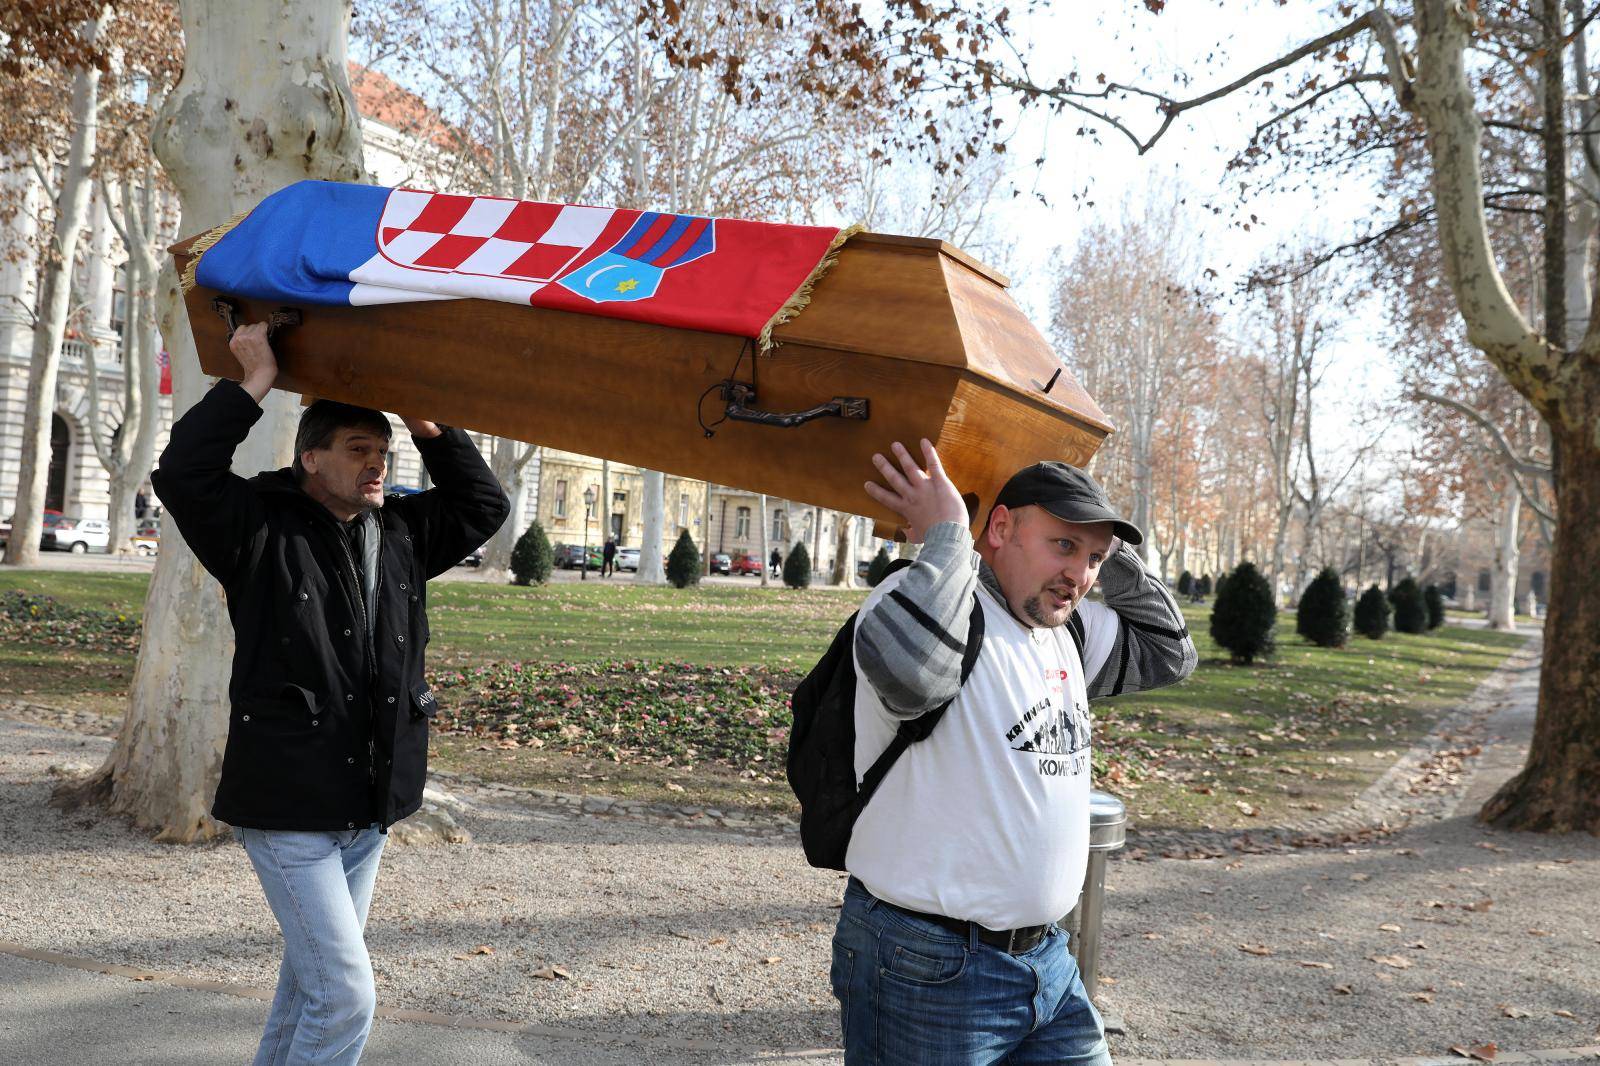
582, 485, 596, 581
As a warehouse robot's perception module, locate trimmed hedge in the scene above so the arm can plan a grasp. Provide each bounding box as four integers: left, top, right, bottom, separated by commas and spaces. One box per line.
1295, 567, 1349, 648
1209, 561, 1276, 663
666, 530, 702, 588
1389, 577, 1428, 634
1354, 584, 1391, 639
509, 521, 553, 586
1424, 584, 1445, 630
783, 540, 812, 589
866, 546, 893, 587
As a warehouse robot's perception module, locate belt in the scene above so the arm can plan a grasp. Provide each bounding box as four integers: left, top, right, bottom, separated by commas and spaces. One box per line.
885, 900, 1050, 955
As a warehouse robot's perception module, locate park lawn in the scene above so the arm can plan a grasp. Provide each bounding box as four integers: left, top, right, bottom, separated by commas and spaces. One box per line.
1093, 605, 1531, 834
0, 572, 1532, 827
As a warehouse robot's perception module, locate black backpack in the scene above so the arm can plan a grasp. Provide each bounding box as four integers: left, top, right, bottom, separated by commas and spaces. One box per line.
786, 559, 986, 870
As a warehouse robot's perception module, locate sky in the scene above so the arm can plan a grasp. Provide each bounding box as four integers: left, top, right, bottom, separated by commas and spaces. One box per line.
957, 1, 1408, 471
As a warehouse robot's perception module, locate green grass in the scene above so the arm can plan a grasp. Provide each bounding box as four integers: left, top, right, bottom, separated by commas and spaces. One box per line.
0, 570, 863, 668
1093, 606, 1529, 833
0, 572, 1531, 824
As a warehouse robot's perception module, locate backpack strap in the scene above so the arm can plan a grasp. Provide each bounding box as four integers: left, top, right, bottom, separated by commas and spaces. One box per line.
855, 590, 986, 804
1066, 611, 1086, 659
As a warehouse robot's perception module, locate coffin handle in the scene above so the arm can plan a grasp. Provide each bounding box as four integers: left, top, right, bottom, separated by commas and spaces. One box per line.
212, 297, 302, 342
719, 382, 869, 429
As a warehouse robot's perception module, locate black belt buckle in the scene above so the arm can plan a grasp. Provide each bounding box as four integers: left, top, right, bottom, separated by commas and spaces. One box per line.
995, 924, 1046, 954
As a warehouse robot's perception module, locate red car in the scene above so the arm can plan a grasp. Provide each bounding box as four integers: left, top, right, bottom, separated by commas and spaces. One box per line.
729, 552, 764, 576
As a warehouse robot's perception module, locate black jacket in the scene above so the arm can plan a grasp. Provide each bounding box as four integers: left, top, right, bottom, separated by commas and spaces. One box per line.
150, 381, 509, 831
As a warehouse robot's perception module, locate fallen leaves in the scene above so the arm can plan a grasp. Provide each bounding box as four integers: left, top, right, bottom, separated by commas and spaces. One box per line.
453, 944, 495, 960
1378, 923, 1403, 933
1448, 1043, 1497, 1062
1369, 954, 1414, 969
1498, 1004, 1533, 1019
1297, 960, 1332, 969
1238, 943, 1274, 957
530, 965, 572, 980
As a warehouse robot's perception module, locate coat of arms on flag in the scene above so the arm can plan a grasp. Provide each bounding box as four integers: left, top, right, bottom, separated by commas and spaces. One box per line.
182, 180, 853, 345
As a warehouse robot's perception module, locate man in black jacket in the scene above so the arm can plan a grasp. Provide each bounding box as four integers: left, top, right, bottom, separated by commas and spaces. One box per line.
152, 322, 508, 1065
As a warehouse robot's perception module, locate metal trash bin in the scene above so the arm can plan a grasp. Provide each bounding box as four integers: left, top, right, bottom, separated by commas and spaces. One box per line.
1061, 789, 1126, 998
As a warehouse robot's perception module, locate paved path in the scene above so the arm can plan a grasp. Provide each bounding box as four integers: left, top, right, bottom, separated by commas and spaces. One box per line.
3, 630, 1598, 1065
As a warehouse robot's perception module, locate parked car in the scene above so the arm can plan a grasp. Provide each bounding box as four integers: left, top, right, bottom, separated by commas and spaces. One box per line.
615, 546, 641, 572
709, 552, 731, 575
129, 518, 161, 556
729, 552, 764, 576
0, 509, 62, 550
857, 558, 873, 580
459, 544, 484, 567
554, 543, 585, 569
42, 515, 111, 553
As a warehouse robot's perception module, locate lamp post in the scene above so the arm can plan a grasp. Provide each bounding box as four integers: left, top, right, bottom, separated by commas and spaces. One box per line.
582, 485, 596, 581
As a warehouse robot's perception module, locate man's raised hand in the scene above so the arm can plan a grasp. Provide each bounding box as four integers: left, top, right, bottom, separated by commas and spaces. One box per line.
863, 439, 969, 544
231, 322, 278, 404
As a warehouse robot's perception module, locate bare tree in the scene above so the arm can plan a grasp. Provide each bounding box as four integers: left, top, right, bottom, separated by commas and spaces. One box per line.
3, 12, 107, 566
60, 0, 368, 841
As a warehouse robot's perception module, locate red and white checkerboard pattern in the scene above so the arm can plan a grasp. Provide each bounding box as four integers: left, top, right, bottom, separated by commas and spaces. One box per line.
348, 189, 616, 306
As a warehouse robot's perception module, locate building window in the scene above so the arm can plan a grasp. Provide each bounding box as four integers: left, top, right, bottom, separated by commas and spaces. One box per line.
554, 479, 567, 518
735, 506, 751, 539
679, 493, 690, 527
110, 266, 127, 335
772, 509, 785, 542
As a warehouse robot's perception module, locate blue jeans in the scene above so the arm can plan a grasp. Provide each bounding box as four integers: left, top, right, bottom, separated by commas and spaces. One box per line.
234, 825, 386, 1066
830, 878, 1113, 1066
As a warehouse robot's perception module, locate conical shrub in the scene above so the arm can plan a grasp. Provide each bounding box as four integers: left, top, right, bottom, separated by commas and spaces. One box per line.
1209, 561, 1276, 663
866, 546, 893, 587
1389, 577, 1428, 634
509, 521, 553, 586
1178, 570, 1194, 598
665, 530, 701, 588
1296, 567, 1349, 648
1424, 584, 1445, 630
1354, 584, 1391, 639
783, 540, 811, 588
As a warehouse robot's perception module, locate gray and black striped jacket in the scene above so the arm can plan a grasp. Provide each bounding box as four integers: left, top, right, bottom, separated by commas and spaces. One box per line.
855, 521, 1198, 719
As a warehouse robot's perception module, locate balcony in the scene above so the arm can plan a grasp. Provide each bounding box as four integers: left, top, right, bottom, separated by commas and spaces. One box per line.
60, 337, 125, 371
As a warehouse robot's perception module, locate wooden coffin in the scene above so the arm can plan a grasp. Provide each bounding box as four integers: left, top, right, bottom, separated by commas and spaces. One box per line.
172, 232, 1111, 539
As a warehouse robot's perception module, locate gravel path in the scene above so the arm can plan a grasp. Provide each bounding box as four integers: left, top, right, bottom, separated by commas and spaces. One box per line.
2, 631, 1597, 1064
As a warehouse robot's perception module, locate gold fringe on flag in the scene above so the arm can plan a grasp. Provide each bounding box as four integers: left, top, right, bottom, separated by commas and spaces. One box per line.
177, 209, 253, 295
756, 222, 863, 352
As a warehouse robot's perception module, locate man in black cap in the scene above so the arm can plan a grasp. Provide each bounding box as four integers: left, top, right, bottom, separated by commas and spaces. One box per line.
829, 440, 1197, 1065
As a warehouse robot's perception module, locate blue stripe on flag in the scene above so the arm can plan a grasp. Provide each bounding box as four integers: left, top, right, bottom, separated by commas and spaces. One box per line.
195, 181, 391, 305
640, 215, 692, 263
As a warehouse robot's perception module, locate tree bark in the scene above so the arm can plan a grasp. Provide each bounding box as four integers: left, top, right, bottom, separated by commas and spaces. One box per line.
757, 492, 770, 587
1486, 485, 1519, 630
1481, 425, 1600, 832
831, 513, 856, 587
1408, 0, 1599, 833
57, 0, 366, 841
5, 19, 104, 567
634, 469, 666, 584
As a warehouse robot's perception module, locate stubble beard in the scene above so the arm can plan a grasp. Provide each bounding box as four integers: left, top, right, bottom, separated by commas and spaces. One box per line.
1022, 590, 1075, 629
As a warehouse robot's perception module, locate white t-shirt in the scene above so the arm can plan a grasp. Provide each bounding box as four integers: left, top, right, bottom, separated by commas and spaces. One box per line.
846, 563, 1118, 930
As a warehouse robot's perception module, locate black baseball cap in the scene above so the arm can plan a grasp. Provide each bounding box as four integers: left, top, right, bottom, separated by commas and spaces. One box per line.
991, 461, 1143, 546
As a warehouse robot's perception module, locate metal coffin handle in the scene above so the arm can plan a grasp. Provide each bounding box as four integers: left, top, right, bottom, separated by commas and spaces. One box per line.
718, 381, 869, 429
212, 296, 302, 341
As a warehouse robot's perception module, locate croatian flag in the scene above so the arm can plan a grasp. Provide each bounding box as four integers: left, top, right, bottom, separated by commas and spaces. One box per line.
190, 181, 848, 341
